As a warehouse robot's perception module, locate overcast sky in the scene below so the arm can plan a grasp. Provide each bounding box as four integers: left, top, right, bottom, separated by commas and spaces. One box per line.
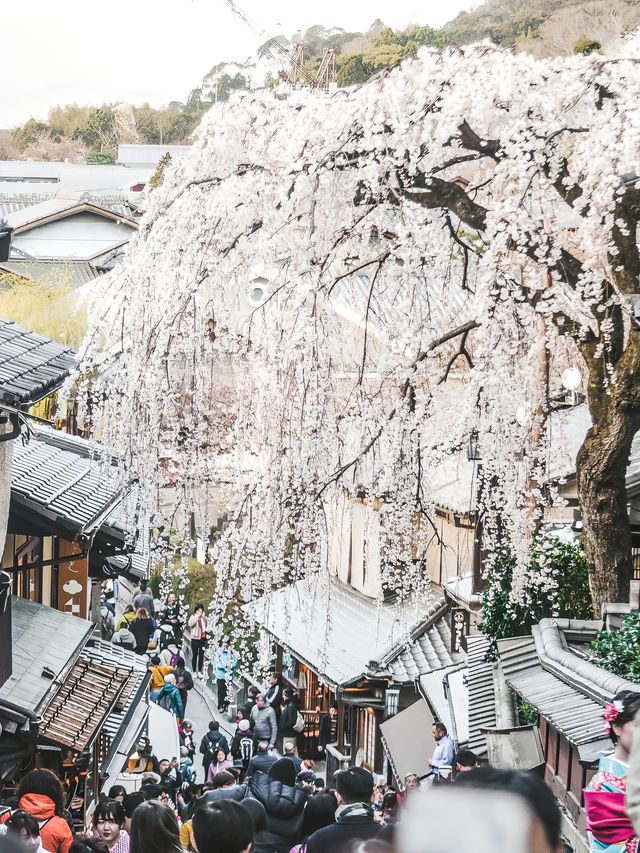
2, 0, 477, 128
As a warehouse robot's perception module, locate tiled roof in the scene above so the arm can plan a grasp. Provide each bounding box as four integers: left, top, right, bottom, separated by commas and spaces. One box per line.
0, 259, 104, 288
375, 600, 463, 683
0, 318, 75, 405
82, 640, 150, 746
1, 192, 139, 227
466, 634, 496, 757
247, 576, 429, 688
497, 633, 612, 761
40, 654, 131, 751
0, 597, 94, 717
11, 427, 128, 545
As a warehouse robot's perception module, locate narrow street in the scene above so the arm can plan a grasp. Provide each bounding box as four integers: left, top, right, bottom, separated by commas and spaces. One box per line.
183, 678, 235, 783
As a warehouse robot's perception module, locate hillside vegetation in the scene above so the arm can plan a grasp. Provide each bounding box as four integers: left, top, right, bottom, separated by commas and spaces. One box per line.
3, 0, 639, 162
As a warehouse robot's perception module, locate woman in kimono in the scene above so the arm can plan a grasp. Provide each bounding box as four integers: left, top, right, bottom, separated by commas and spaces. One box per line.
584, 689, 640, 852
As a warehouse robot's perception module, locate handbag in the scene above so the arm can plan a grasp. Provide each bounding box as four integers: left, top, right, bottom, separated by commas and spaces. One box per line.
293, 711, 305, 733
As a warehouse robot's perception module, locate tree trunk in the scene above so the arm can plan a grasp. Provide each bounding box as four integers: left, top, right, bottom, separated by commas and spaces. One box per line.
576, 331, 640, 612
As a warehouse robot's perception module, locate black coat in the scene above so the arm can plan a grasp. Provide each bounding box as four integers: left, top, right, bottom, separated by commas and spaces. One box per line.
130, 618, 155, 654
279, 700, 299, 739
305, 806, 379, 853
247, 772, 307, 853
199, 730, 230, 762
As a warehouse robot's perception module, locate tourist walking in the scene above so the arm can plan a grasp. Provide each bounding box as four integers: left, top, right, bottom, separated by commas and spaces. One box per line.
250, 695, 277, 752
129, 800, 181, 853
173, 657, 194, 712
16, 770, 73, 853
305, 767, 378, 853
264, 672, 283, 722
214, 637, 237, 713
132, 581, 155, 618
199, 721, 230, 780
148, 656, 175, 702
130, 607, 155, 656
157, 674, 184, 718
91, 800, 129, 853
162, 592, 183, 643
206, 748, 233, 783
111, 623, 136, 652
246, 759, 307, 853
116, 604, 136, 632
246, 742, 278, 777
3, 811, 46, 853
187, 604, 208, 674
277, 688, 301, 754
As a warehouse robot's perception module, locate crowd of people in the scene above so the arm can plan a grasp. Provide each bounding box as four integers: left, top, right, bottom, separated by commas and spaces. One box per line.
4, 582, 638, 853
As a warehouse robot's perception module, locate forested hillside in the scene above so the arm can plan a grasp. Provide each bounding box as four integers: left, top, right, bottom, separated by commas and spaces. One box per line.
3, 0, 638, 162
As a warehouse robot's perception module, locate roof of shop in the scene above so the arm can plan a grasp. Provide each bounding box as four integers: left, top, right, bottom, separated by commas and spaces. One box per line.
247, 576, 428, 688
10, 427, 129, 545
39, 654, 131, 751
466, 633, 497, 757
0, 597, 94, 717
497, 622, 639, 762
372, 599, 463, 683
0, 318, 75, 405
82, 640, 150, 745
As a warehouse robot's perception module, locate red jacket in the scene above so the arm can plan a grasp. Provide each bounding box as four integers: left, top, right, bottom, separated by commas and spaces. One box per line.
18, 793, 73, 853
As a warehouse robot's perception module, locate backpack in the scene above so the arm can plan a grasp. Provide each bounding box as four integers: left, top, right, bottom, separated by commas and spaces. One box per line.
239, 736, 254, 765
293, 711, 305, 733
158, 692, 173, 713
205, 735, 220, 759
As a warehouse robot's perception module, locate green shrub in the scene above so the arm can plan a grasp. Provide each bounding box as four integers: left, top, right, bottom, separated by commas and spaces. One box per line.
479, 537, 593, 658
573, 36, 601, 56
590, 612, 640, 682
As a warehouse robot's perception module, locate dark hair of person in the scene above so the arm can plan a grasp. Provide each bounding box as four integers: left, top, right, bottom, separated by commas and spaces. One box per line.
456, 767, 561, 849
382, 790, 397, 811
150, 655, 161, 666
193, 603, 205, 613
608, 690, 640, 744
70, 835, 109, 853
129, 800, 181, 853
6, 811, 40, 839
299, 792, 337, 840
456, 749, 479, 768
92, 800, 125, 829
140, 783, 163, 800
248, 686, 258, 698
123, 791, 146, 819
211, 771, 235, 790
330, 701, 338, 711
193, 800, 253, 853
107, 785, 127, 800
269, 758, 296, 787
433, 720, 447, 736
333, 766, 374, 805
240, 798, 267, 834
139, 581, 148, 592
18, 769, 65, 816
176, 657, 185, 668
208, 721, 220, 731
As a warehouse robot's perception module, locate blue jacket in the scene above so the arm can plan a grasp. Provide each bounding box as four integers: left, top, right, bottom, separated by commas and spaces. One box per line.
158, 682, 184, 718
215, 647, 238, 681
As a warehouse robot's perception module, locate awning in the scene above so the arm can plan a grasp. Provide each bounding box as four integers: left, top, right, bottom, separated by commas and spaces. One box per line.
101, 701, 149, 792
380, 698, 434, 782
484, 726, 544, 771
147, 702, 180, 763
39, 656, 132, 752
418, 665, 468, 746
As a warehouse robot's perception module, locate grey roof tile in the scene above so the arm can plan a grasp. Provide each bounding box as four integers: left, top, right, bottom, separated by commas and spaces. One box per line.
0, 597, 94, 715
0, 318, 75, 405
0, 259, 104, 288
466, 634, 496, 757
11, 427, 127, 540
246, 577, 429, 688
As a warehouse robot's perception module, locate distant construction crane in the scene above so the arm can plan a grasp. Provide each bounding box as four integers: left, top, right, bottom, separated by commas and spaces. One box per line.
223, 0, 336, 89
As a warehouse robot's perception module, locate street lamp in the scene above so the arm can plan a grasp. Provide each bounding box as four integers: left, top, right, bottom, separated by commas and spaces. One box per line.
467, 430, 481, 462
